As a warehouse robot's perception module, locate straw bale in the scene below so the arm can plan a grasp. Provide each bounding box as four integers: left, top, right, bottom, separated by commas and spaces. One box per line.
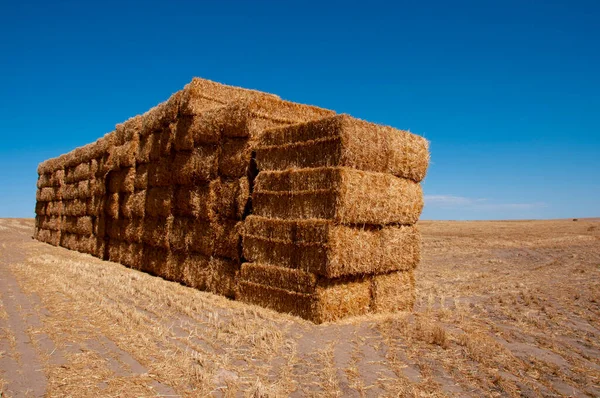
46, 201, 63, 216
35, 228, 50, 243
107, 141, 138, 169
169, 216, 191, 252
72, 162, 92, 182
63, 216, 93, 236
108, 167, 135, 193
146, 187, 173, 217
37, 187, 61, 202
179, 77, 279, 116
140, 245, 170, 277
209, 177, 250, 220
107, 219, 124, 240
188, 219, 214, 256
78, 235, 96, 255
121, 190, 145, 218
49, 230, 62, 246
93, 217, 106, 237
239, 263, 317, 294
159, 123, 175, 157
77, 180, 91, 198
123, 218, 143, 243
86, 196, 104, 216
206, 257, 238, 298
141, 216, 172, 249
134, 164, 148, 190
371, 270, 415, 313
180, 252, 210, 290
147, 157, 172, 187
172, 147, 219, 185
61, 233, 79, 251
89, 179, 106, 197
140, 91, 182, 136
213, 220, 243, 260
37, 174, 53, 188
174, 184, 211, 219
115, 115, 142, 146
253, 167, 423, 225
137, 132, 157, 164
35, 201, 47, 216
256, 114, 429, 182
218, 138, 253, 178
118, 242, 143, 270
36, 215, 62, 231
63, 199, 87, 217
61, 183, 77, 201
38, 157, 63, 175
236, 276, 370, 323
108, 240, 123, 263
106, 193, 120, 219
90, 159, 98, 176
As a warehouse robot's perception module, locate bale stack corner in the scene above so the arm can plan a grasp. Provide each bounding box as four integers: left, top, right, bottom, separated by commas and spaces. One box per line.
34, 78, 429, 323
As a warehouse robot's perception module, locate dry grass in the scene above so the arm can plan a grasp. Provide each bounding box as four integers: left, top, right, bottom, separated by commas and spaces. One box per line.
1, 218, 599, 396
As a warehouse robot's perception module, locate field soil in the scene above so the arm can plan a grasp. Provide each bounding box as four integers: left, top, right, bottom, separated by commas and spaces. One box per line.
0, 218, 599, 397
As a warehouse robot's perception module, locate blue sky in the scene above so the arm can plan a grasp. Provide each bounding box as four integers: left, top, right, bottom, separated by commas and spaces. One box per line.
1, 0, 598, 220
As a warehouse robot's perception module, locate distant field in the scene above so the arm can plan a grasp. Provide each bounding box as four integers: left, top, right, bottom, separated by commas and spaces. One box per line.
0, 218, 598, 397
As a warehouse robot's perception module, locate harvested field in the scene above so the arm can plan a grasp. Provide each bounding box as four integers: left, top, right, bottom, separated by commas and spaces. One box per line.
1, 218, 598, 396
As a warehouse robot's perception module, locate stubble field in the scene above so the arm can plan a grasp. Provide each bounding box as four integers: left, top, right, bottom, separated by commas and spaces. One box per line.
0, 218, 598, 397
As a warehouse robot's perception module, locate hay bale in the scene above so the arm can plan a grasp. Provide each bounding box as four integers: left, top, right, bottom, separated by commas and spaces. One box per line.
141, 216, 172, 249
371, 271, 415, 313
174, 184, 211, 220
209, 177, 250, 221
46, 201, 63, 216
72, 162, 92, 182
236, 276, 370, 324
35, 228, 50, 243
63, 199, 87, 216
123, 218, 143, 243
213, 220, 243, 260
180, 252, 210, 290
106, 193, 120, 219
78, 235, 96, 254
61, 183, 77, 200
107, 219, 124, 240
134, 164, 148, 190
63, 216, 93, 236
89, 179, 106, 197
35, 201, 47, 216
49, 230, 62, 246
93, 217, 106, 237
179, 77, 279, 116
107, 141, 138, 170
146, 187, 173, 218
253, 167, 423, 225
108, 240, 122, 263
241, 216, 419, 277
159, 123, 175, 157
239, 263, 317, 294
137, 132, 157, 164
115, 115, 142, 146
188, 219, 215, 256
218, 138, 253, 178
121, 190, 145, 218
169, 216, 190, 252
37, 187, 61, 202
140, 91, 182, 136
37, 215, 62, 231
147, 157, 172, 187
207, 258, 238, 298
256, 114, 429, 183
172, 147, 219, 185
140, 245, 171, 277
77, 180, 91, 198
108, 167, 135, 193
87, 196, 105, 216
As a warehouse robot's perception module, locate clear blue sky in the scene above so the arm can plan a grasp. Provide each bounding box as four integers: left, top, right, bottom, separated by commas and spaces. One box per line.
1, 0, 598, 220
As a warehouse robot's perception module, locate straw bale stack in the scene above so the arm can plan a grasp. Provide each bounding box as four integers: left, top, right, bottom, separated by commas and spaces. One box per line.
33, 77, 427, 323
238, 113, 428, 322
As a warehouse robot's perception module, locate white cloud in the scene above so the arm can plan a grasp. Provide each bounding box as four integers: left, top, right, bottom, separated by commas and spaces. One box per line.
424, 195, 546, 211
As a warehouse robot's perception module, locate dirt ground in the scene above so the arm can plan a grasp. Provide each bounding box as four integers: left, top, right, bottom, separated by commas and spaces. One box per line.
0, 218, 598, 397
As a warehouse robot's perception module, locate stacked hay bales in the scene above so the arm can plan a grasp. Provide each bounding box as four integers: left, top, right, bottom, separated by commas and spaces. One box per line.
238, 115, 428, 322
34, 78, 429, 323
